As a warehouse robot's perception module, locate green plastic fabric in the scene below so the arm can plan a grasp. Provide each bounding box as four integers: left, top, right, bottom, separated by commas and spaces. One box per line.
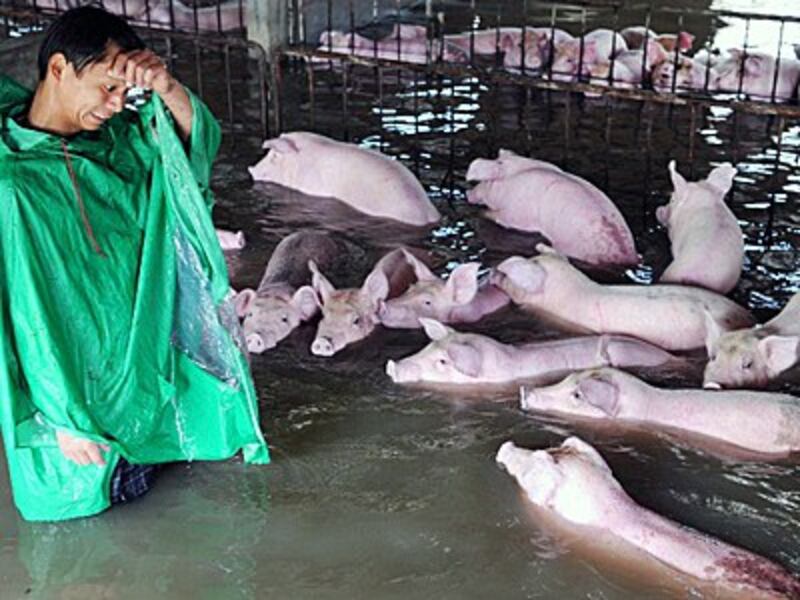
0, 76, 269, 522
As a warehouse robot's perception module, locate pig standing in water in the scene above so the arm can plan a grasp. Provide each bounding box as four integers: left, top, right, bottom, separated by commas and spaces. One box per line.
656, 161, 742, 294
385, 318, 674, 385
522, 367, 800, 457
466, 150, 638, 267
497, 437, 800, 598
705, 292, 800, 389
491, 245, 754, 351
234, 232, 338, 354
310, 248, 417, 356
378, 250, 509, 328
215, 228, 246, 251
249, 132, 440, 226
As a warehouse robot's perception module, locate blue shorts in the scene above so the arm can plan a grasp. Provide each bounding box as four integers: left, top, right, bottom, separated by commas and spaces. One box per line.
110, 458, 160, 505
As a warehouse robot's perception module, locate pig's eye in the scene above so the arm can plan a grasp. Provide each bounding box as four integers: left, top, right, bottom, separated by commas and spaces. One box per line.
742, 357, 753, 370
572, 390, 582, 400
353, 316, 361, 325
246, 312, 253, 319
437, 358, 448, 366
423, 299, 432, 306
281, 315, 289, 323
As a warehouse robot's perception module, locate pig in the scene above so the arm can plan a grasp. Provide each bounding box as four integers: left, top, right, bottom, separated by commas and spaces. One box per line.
497, 437, 800, 598
215, 228, 246, 251
317, 26, 466, 64
491, 245, 755, 351
310, 248, 417, 356
522, 367, 800, 456
586, 40, 670, 89
248, 131, 440, 226
656, 161, 743, 294
620, 26, 695, 54
378, 250, 509, 328
704, 292, 800, 389
711, 50, 800, 102
385, 318, 675, 385
233, 231, 338, 353
548, 28, 628, 82
443, 27, 521, 57
466, 150, 639, 267
651, 54, 715, 94
501, 27, 575, 71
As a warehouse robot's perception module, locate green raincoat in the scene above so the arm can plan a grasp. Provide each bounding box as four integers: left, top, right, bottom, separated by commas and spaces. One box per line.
0, 76, 269, 522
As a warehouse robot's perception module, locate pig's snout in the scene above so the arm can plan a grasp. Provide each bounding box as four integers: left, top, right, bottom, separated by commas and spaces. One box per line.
519, 386, 536, 411
385, 359, 418, 383
246, 333, 272, 354
311, 336, 336, 357
466, 188, 483, 205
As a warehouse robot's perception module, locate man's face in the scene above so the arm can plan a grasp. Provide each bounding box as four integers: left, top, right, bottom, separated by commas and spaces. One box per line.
55, 44, 130, 133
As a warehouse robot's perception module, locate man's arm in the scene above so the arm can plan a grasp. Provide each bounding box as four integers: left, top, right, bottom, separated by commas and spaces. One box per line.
108, 49, 193, 141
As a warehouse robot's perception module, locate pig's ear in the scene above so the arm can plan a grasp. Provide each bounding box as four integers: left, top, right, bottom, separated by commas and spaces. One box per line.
261, 135, 299, 154
655, 205, 671, 226
447, 342, 483, 378
561, 437, 611, 473
578, 373, 620, 417
291, 285, 320, 321
706, 163, 736, 195
362, 267, 390, 304
402, 249, 437, 281
233, 288, 257, 318
758, 335, 800, 376
677, 31, 694, 51
498, 148, 518, 159
668, 160, 686, 192
445, 263, 480, 305
309, 260, 336, 305
704, 309, 723, 357
419, 317, 453, 341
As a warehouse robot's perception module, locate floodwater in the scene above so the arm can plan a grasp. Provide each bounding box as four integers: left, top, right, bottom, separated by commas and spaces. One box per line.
1, 1, 800, 599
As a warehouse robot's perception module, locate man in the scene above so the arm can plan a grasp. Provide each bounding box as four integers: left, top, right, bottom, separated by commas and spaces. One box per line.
0, 6, 269, 521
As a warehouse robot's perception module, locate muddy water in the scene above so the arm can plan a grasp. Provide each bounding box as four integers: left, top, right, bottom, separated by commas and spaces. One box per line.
2, 2, 800, 599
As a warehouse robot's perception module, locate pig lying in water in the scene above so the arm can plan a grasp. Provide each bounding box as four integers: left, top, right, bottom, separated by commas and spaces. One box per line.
491, 245, 754, 351
704, 292, 800, 389
656, 161, 743, 294
466, 150, 638, 267
310, 248, 417, 356
215, 228, 246, 251
522, 367, 800, 457
249, 132, 440, 226
378, 250, 509, 328
234, 231, 339, 353
316, 25, 467, 64
620, 27, 695, 54
385, 318, 674, 385
497, 437, 800, 598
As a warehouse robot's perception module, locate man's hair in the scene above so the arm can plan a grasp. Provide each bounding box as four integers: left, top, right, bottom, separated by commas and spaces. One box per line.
37, 6, 145, 81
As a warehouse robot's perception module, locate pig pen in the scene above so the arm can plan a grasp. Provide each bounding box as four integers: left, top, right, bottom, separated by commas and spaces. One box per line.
1, 1, 800, 598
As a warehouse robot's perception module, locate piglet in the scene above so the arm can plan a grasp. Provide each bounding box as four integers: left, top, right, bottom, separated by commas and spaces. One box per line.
215, 228, 246, 251
310, 248, 417, 356
548, 28, 628, 82
386, 319, 674, 385
704, 292, 800, 389
497, 437, 800, 598
656, 161, 742, 294
378, 250, 509, 329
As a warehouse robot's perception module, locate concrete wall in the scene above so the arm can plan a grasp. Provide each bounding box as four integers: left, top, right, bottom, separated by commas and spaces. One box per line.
0, 33, 42, 90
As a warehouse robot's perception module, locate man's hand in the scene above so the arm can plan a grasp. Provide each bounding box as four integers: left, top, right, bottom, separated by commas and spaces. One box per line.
107, 49, 175, 96
56, 430, 110, 467
108, 48, 194, 141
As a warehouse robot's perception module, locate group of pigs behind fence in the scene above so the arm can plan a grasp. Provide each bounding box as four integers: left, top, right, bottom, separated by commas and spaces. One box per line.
217, 128, 800, 596
314, 22, 800, 104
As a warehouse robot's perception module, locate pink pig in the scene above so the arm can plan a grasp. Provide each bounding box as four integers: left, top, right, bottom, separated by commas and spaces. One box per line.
491, 245, 754, 351
249, 131, 440, 225
378, 250, 509, 328
548, 28, 628, 82
704, 292, 800, 389
656, 161, 742, 294
385, 319, 674, 385
522, 367, 800, 457
466, 150, 638, 267
215, 228, 246, 251
497, 437, 800, 598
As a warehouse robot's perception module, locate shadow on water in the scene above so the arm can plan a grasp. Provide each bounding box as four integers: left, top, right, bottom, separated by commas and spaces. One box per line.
1, 4, 800, 599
